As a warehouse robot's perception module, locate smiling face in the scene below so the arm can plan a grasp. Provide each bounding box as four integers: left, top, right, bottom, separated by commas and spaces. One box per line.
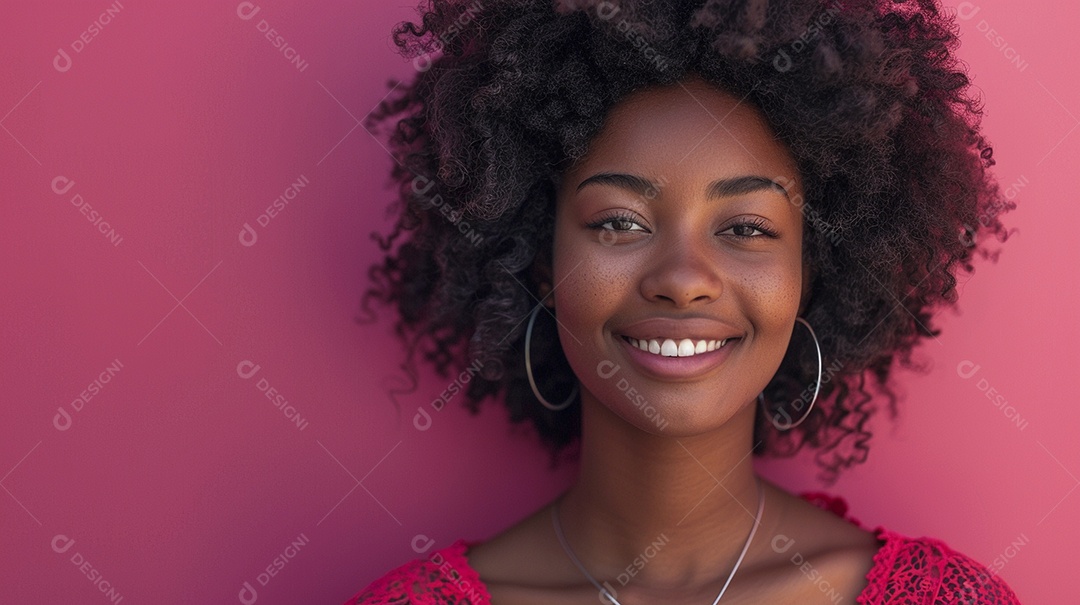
546, 77, 810, 435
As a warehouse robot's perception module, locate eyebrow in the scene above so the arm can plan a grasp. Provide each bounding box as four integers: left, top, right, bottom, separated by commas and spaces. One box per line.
575, 172, 790, 201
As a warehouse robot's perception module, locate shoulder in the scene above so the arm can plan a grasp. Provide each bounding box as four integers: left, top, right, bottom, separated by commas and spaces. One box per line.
342, 539, 490, 605
859, 527, 1023, 604
797, 492, 1022, 604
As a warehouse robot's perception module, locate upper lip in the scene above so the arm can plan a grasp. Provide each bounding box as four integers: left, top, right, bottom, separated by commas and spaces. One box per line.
615, 317, 743, 343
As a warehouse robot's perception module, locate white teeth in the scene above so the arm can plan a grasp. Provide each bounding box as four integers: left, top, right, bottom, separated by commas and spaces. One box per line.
676, 339, 695, 356
626, 336, 734, 357
656, 337, 673, 356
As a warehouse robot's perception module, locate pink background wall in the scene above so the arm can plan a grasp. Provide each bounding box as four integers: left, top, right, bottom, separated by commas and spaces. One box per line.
1, 1, 1075, 603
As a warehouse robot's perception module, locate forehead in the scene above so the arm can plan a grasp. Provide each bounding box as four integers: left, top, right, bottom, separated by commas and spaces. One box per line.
562, 79, 801, 192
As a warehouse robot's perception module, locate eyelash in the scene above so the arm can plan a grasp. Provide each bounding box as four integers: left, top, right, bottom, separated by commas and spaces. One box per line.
584, 211, 778, 239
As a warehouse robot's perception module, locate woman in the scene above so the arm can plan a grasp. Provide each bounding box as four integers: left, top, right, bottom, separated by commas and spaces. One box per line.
348, 0, 1020, 602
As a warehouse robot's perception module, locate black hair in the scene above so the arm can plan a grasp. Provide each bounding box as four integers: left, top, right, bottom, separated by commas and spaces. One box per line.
360, 0, 1015, 483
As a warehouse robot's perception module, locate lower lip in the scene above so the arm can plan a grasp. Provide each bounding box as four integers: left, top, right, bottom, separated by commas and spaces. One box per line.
617, 335, 739, 380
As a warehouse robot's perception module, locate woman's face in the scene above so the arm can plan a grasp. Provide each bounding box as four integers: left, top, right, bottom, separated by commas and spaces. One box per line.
549, 77, 810, 435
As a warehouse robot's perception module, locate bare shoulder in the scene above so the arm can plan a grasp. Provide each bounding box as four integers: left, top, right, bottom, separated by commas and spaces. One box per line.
762, 480, 881, 550
465, 498, 595, 605
465, 496, 574, 585
748, 481, 883, 603
466, 484, 884, 605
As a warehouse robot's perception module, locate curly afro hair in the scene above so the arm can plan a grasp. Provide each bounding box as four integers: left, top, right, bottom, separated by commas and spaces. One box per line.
360, 0, 1015, 483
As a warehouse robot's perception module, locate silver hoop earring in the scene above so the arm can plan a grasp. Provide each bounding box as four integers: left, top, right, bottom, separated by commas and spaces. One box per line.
524, 304, 579, 411
758, 316, 822, 430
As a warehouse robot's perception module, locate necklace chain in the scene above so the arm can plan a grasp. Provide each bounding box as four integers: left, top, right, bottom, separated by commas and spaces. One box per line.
551, 479, 765, 605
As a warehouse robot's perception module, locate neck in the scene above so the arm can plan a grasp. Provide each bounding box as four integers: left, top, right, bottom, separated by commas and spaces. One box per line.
555, 390, 765, 592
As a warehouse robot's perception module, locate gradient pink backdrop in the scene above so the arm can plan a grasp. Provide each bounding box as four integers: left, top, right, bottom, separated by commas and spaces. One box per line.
1, 1, 1076, 603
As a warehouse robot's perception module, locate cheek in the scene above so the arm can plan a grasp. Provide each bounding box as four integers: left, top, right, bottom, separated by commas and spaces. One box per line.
549, 222, 633, 378
728, 253, 804, 376
549, 213, 805, 423
733, 256, 802, 322
551, 240, 625, 346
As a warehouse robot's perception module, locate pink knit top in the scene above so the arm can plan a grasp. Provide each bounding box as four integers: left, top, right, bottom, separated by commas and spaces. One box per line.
344, 492, 1022, 604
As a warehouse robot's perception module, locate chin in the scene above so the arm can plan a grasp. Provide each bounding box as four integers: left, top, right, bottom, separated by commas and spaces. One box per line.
593, 383, 753, 438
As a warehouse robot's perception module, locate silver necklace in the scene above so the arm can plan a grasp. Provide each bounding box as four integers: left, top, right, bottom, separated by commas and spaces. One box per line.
551, 479, 764, 605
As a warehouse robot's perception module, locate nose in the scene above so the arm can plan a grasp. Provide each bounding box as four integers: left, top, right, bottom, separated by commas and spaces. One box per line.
639, 236, 723, 307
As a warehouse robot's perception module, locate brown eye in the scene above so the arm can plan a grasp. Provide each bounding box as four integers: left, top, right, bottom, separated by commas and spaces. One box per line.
730, 224, 764, 237
604, 218, 644, 231
719, 218, 777, 239
585, 212, 648, 232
